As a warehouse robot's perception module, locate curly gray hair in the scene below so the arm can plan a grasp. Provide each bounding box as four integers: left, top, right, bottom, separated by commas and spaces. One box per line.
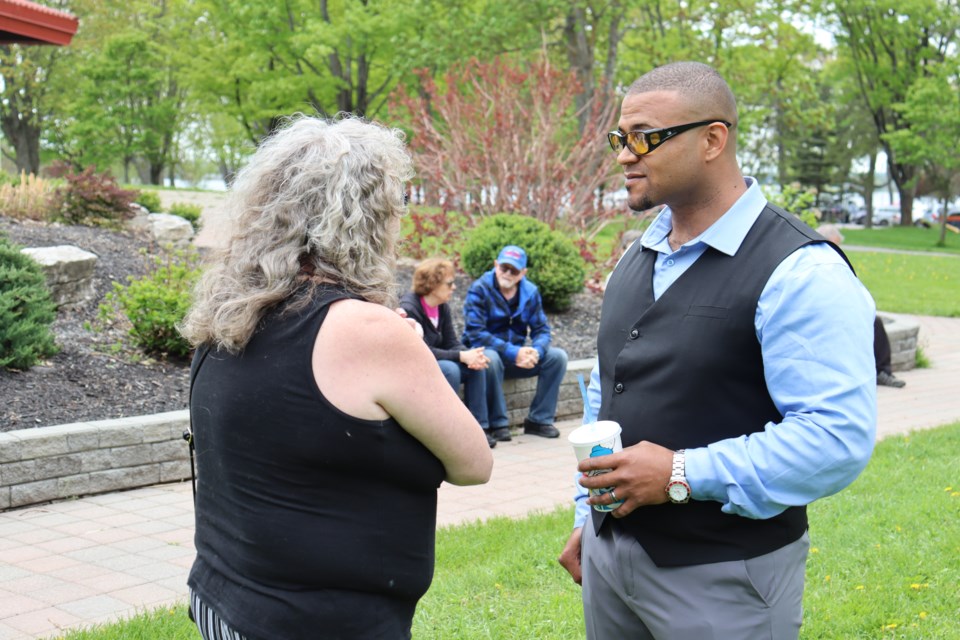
180, 114, 414, 352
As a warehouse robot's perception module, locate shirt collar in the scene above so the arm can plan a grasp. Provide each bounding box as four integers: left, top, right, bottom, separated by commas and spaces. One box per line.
640, 177, 767, 256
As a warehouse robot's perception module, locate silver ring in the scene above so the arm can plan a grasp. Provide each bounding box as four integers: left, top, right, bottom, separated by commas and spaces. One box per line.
609, 489, 618, 503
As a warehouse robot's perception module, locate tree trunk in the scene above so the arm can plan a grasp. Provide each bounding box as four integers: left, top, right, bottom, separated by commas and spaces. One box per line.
149, 163, 164, 185
0, 109, 41, 175
564, 7, 595, 136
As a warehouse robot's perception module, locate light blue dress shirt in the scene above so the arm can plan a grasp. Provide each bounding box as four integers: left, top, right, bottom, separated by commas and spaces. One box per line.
573, 178, 877, 528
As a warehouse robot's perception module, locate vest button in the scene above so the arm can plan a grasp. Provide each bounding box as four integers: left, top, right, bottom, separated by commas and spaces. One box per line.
630, 329, 639, 339
614, 382, 624, 393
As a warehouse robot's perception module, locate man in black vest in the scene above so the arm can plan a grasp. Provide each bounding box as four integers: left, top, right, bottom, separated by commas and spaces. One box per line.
557, 62, 877, 639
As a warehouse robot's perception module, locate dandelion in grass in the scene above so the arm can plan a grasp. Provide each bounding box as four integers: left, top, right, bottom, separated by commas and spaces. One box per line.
910, 583, 929, 590
919, 612, 928, 619
855, 585, 865, 590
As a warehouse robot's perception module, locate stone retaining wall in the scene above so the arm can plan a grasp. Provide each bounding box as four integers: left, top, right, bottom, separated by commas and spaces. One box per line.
1, 309, 920, 513
0, 358, 596, 511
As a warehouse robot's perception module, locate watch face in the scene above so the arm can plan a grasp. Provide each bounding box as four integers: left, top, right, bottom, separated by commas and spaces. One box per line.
667, 481, 689, 502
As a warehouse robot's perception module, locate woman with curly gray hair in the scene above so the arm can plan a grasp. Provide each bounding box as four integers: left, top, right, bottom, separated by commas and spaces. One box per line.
181, 115, 493, 640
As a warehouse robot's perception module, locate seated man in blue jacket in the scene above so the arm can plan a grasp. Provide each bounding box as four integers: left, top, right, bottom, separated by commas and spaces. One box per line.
462, 245, 568, 440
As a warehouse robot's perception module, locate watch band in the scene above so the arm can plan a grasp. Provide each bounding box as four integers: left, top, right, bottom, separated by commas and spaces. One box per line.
672, 449, 686, 478
666, 449, 691, 504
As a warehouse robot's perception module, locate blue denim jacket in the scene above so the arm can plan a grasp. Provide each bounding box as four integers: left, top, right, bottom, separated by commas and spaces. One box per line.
461, 269, 552, 363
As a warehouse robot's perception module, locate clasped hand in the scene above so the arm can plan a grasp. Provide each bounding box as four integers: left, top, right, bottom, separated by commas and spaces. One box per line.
515, 346, 540, 369
577, 440, 675, 517
460, 347, 489, 370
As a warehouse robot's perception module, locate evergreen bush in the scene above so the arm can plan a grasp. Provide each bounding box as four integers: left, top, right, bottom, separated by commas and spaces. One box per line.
460, 214, 585, 311
135, 189, 163, 213
168, 202, 203, 231
0, 235, 59, 370
98, 249, 200, 359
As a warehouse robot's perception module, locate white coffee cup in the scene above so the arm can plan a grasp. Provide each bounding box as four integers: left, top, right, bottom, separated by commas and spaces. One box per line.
568, 420, 624, 512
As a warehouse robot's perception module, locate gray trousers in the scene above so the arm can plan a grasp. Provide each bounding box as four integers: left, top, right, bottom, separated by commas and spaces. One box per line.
581, 521, 809, 640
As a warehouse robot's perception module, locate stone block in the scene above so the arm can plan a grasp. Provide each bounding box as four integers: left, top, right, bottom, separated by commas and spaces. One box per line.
80, 448, 116, 473
151, 440, 189, 463
0, 459, 37, 485
0, 433, 22, 463
17, 430, 70, 458
66, 429, 101, 453
148, 213, 194, 248
11, 478, 59, 508
0, 487, 10, 510
35, 454, 83, 480
98, 425, 143, 447
108, 444, 156, 468
87, 465, 160, 494
19, 245, 97, 307
160, 460, 191, 483
58, 473, 92, 498
879, 313, 920, 372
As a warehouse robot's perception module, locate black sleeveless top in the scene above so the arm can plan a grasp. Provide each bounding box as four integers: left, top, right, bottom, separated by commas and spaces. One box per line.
188, 284, 446, 639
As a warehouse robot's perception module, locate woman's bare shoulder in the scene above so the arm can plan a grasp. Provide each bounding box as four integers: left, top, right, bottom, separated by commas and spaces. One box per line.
323, 298, 415, 348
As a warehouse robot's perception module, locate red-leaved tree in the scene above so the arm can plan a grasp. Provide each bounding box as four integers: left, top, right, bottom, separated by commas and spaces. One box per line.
392, 55, 621, 234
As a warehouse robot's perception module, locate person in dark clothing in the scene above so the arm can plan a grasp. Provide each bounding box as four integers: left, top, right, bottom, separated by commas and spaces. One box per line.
875, 316, 906, 387
558, 62, 876, 639
818, 226, 905, 389
462, 245, 569, 440
400, 258, 498, 447
179, 116, 492, 640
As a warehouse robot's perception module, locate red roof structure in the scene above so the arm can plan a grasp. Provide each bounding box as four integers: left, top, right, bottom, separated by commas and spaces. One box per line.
0, 0, 78, 46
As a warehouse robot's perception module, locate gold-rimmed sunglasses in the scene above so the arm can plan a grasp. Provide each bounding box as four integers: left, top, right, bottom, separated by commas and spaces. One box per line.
607, 120, 732, 157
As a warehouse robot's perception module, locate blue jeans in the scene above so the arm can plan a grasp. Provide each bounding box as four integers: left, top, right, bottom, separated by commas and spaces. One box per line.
438, 357, 490, 428
486, 347, 568, 426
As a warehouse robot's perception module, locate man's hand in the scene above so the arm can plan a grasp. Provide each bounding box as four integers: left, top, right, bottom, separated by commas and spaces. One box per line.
577, 441, 675, 517
515, 346, 540, 369
558, 527, 584, 585
460, 347, 489, 370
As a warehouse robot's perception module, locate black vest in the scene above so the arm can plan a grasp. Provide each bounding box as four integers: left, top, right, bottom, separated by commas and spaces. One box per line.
594, 205, 844, 567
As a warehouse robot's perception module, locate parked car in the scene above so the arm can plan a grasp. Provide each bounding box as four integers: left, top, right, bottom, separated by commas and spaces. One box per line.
853, 206, 901, 226
914, 210, 940, 228
947, 212, 960, 230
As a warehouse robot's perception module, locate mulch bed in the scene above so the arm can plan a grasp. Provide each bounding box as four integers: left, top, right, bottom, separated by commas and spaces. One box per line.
1, 217, 602, 431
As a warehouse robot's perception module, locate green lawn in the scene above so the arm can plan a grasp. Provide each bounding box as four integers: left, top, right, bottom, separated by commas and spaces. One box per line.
51, 423, 960, 640
47, 207, 960, 639
847, 251, 960, 317
840, 225, 960, 255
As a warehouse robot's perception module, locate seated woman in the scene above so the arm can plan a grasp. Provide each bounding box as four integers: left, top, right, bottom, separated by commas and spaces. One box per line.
180, 116, 493, 640
399, 258, 498, 448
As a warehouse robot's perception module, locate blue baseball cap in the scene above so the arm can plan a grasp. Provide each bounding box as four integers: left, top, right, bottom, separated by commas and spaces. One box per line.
497, 245, 527, 270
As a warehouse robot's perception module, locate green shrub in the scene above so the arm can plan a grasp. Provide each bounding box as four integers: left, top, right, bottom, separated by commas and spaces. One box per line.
460, 214, 585, 311
766, 182, 820, 227
56, 166, 139, 228
135, 189, 163, 213
98, 249, 200, 359
168, 202, 203, 231
0, 235, 59, 369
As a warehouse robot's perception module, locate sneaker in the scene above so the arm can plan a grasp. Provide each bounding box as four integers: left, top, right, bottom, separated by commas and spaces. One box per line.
490, 427, 513, 442
485, 432, 498, 449
877, 371, 906, 388
523, 418, 560, 438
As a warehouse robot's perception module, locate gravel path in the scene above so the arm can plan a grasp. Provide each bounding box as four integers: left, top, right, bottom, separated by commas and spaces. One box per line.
1, 200, 602, 431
